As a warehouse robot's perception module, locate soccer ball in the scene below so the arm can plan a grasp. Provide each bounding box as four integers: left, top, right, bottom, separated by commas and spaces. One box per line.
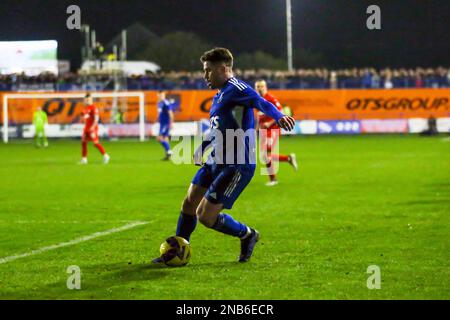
159, 236, 192, 267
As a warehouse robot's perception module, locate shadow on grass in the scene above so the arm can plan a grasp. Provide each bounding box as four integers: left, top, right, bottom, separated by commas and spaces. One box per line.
187, 261, 249, 270
398, 199, 450, 206
3, 260, 251, 299
425, 183, 450, 193
2, 262, 170, 299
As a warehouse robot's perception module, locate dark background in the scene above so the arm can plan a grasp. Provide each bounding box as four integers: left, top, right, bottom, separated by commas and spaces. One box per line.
0, 0, 448, 69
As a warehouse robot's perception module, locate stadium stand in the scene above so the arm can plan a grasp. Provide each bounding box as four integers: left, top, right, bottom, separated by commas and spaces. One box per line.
0, 67, 449, 91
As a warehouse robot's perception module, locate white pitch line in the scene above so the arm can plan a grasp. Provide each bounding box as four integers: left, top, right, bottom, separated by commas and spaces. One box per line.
0, 220, 140, 224
0, 221, 150, 265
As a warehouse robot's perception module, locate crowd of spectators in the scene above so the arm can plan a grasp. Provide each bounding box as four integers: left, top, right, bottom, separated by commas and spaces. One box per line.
1, 67, 449, 92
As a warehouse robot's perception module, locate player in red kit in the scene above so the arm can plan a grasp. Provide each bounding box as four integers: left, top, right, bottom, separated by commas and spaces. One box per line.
255, 80, 297, 186
79, 93, 110, 165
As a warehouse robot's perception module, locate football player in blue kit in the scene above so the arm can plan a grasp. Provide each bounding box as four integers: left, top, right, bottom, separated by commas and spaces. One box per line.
157, 90, 174, 160
153, 48, 295, 263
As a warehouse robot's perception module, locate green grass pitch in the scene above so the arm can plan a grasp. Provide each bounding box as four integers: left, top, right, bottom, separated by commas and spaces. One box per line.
0, 135, 448, 299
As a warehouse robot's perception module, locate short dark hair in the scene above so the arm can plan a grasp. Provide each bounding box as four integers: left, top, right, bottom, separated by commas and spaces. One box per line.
200, 47, 233, 67
85, 93, 92, 98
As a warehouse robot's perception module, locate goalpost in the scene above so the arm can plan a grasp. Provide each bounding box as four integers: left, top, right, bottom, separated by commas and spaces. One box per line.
2, 91, 146, 143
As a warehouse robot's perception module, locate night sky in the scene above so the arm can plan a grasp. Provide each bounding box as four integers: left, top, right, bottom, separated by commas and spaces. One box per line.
0, 0, 448, 69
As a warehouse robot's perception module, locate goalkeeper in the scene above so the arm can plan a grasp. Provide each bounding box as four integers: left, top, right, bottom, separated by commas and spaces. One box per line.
33, 107, 48, 148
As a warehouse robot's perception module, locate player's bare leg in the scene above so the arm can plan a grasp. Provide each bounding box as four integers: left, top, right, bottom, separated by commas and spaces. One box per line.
195, 199, 223, 228
196, 198, 260, 263
181, 184, 207, 216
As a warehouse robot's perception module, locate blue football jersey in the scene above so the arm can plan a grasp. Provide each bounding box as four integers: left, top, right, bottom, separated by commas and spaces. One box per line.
158, 100, 173, 124
203, 77, 285, 169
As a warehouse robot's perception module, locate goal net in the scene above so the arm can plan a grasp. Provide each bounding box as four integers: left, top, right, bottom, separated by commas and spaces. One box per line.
1, 91, 146, 143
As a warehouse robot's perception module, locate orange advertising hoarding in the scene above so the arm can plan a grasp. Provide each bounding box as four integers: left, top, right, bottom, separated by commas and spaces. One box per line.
275, 89, 450, 120
0, 94, 149, 125
1, 88, 449, 125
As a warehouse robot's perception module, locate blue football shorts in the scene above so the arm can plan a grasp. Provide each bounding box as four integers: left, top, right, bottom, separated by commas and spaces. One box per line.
159, 124, 170, 137
192, 164, 254, 209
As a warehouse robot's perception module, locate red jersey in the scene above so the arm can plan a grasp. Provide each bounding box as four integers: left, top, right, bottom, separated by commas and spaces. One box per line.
258, 92, 283, 130
82, 104, 99, 132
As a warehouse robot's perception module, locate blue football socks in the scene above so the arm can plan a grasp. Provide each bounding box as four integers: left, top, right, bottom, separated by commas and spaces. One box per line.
176, 212, 197, 241
212, 213, 250, 238
161, 140, 170, 152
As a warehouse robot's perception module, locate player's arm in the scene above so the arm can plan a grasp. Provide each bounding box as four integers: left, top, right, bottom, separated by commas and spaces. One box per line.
193, 128, 214, 166
193, 141, 212, 166
255, 110, 263, 131
236, 89, 295, 131
168, 109, 174, 129
262, 100, 279, 128
42, 112, 48, 131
